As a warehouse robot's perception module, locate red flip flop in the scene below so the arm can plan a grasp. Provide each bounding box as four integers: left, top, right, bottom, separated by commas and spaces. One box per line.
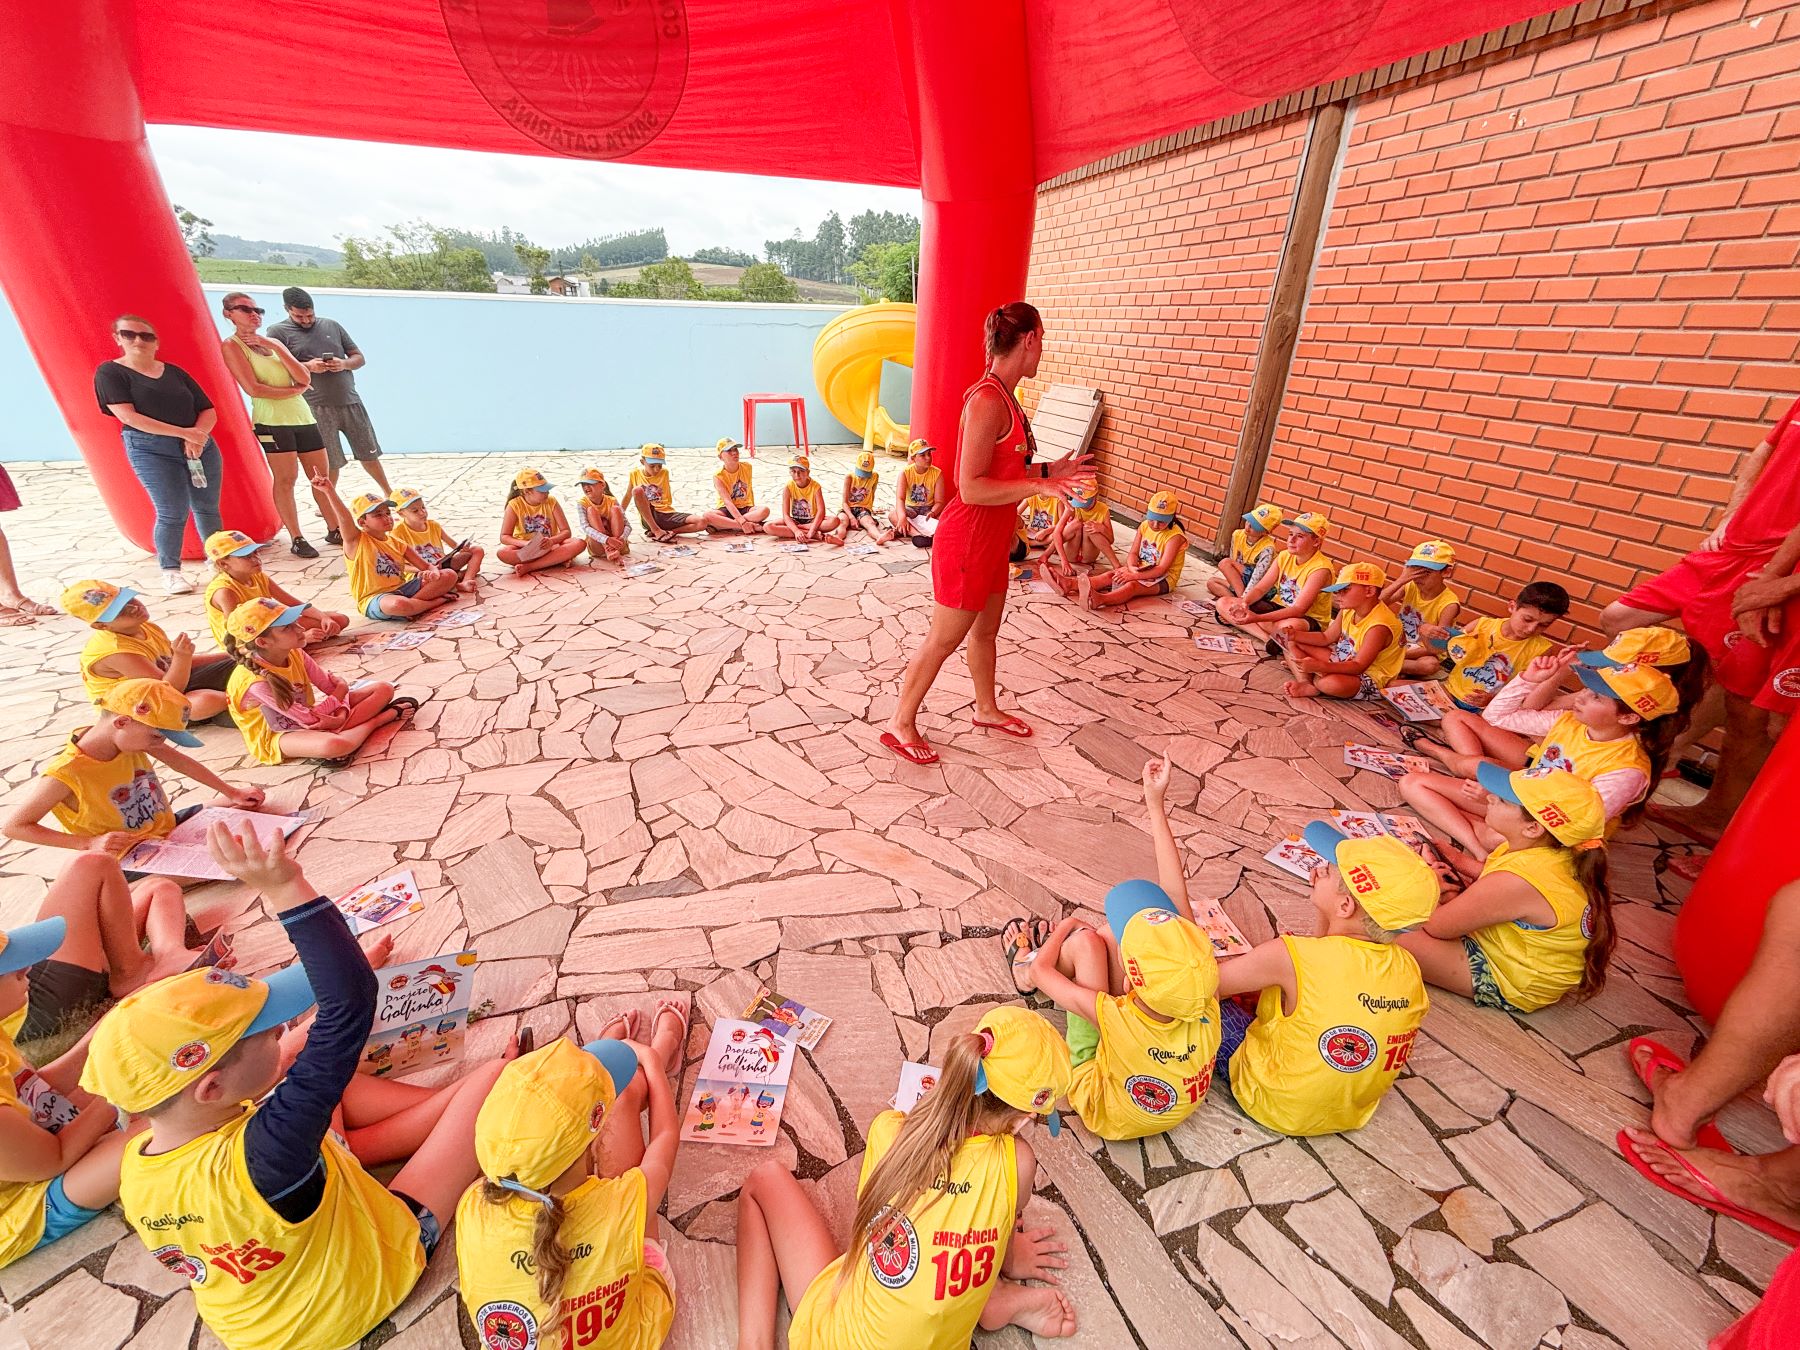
1625, 1037, 1732, 1152
880, 731, 939, 766
973, 715, 1034, 739
1617, 1130, 1800, 1248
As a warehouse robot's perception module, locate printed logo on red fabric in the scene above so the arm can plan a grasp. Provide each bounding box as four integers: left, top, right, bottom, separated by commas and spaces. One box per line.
1124, 1074, 1177, 1114
442, 0, 689, 161
171, 1040, 211, 1071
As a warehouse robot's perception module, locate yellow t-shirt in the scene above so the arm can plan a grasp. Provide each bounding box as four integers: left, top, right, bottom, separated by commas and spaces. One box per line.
785, 480, 826, 525
1528, 712, 1652, 817
1230, 527, 1276, 570
1228, 936, 1428, 1136
1272, 550, 1337, 625
900, 465, 941, 511
1066, 990, 1220, 1141
392, 518, 452, 568
345, 532, 412, 608
788, 1110, 1017, 1350
716, 463, 755, 511
1469, 843, 1593, 1011
1330, 602, 1406, 689
1395, 582, 1462, 645
0, 1028, 53, 1268
846, 473, 880, 512
1133, 522, 1189, 589
1019, 494, 1062, 535
227, 651, 315, 767
628, 468, 673, 510
119, 1111, 423, 1350
509, 494, 561, 540
456, 1170, 674, 1350
41, 732, 177, 841
206, 572, 275, 649
1444, 616, 1554, 707
79, 623, 174, 707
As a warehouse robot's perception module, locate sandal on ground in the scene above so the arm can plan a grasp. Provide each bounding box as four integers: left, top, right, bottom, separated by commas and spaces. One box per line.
1616, 1130, 1800, 1248
384, 695, 424, 720
10, 599, 55, 617
0, 609, 34, 627
652, 996, 691, 1079
973, 714, 1034, 739
879, 731, 939, 766
1003, 917, 1050, 994
1625, 1037, 1732, 1152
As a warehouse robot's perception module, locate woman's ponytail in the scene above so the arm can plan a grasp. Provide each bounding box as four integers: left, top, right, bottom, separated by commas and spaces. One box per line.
984, 302, 1041, 360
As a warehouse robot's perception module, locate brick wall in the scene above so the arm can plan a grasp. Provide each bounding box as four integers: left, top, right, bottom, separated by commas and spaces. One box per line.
1025, 0, 1800, 633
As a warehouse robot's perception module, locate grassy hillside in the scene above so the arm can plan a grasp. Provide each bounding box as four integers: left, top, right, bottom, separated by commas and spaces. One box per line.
590, 261, 858, 304
194, 258, 348, 287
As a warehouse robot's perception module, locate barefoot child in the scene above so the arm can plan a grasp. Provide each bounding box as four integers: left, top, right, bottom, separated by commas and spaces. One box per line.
1214, 825, 1431, 1135
223, 598, 412, 766
891, 440, 945, 545
707, 438, 769, 535
203, 531, 349, 650
628, 445, 707, 544
317, 478, 460, 620
1217, 512, 1336, 646
500, 470, 587, 576
3, 679, 264, 860
391, 490, 482, 591
574, 468, 633, 563
1046, 477, 1114, 572
842, 452, 890, 544
1437, 581, 1569, 712
1282, 562, 1404, 700
1206, 502, 1282, 601
457, 1005, 685, 1350
62, 580, 233, 720
1068, 491, 1190, 609
735, 1006, 1078, 1348
1395, 766, 1614, 1011
767, 457, 846, 546
1381, 540, 1464, 678
81, 825, 512, 1350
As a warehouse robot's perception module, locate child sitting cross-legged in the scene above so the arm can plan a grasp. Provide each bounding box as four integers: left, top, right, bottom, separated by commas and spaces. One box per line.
629, 445, 708, 544
1055, 491, 1190, 609
1379, 539, 1463, 679
81, 824, 515, 1350
1216, 511, 1336, 648
1282, 561, 1404, 700
1213, 823, 1431, 1135
734, 1006, 1078, 1348
843, 451, 891, 545
1046, 476, 1114, 572
499, 469, 588, 577
315, 477, 460, 620
1016, 488, 1065, 560
390, 489, 482, 592
890, 439, 945, 546
1437, 580, 1569, 712
766, 457, 846, 546
571, 468, 632, 564
203, 531, 348, 651
62, 580, 234, 721
706, 438, 770, 536
1206, 502, 1282, 603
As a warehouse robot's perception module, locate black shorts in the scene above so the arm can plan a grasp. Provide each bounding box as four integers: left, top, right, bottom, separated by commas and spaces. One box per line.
255, 423, 327, 455
391, 1188, 444, 1258
851, 507, 879, 524
19, 959, 110, 1043
648, 506, 692, 532
1009, 537, 1028, 563
187, 654, 235, 693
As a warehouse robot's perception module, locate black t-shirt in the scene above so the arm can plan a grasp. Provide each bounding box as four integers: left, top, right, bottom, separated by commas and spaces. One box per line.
93, 360, 214, 428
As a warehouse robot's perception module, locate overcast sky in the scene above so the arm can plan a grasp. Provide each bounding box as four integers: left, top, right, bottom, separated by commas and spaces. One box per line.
147, 126, 922, 256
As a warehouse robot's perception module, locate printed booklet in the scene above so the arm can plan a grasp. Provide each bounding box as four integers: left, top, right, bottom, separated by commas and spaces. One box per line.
1194, 633, 1257, 655
1343, 743, 1434, 779
742, 987, 833, 1050
118, 806, 318, 880
358, 952, 478, 1078
1264, 810, 1450, 880
893, 1060, 941, 1112
680, 1018, 795, 1146
334, 869, 423, 936
1381, 681, 1454, 723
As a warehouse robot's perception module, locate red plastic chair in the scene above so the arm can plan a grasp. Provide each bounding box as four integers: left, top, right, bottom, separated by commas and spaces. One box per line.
742, 394, 810, 460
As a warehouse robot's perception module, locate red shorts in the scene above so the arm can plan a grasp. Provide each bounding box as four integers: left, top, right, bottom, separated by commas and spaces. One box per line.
931, 500, 1012, 612
1712, 1247, 1800, 1350
1618, 550, 1775, 702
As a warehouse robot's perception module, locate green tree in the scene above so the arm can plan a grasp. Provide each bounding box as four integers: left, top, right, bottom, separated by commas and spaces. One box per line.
691, 245, 757, 267
848, 238, 920, 302
578, 251, 601, 278
174, 204, 215, 259
816, 212, 846, 284
610, 257, 703, 300
514, 240, 552, 294
849, 209, 921, 256
339, 221, 497, 292
739, 262, 800, 303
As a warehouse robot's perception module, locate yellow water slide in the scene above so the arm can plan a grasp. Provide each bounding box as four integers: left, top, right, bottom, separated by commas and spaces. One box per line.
812, 301, 915, 454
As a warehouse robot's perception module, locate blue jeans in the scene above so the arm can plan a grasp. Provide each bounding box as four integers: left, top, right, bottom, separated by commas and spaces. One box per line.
122, 429, 224, 569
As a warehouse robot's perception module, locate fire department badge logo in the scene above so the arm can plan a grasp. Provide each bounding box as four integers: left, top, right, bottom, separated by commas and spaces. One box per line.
151, 1245, 206, 1283
1773, 667, 1800, 698
867, 1209, 920, 1289
1318, 1025, 1377, 1073
1124, 1074, 1177, 1115
170, 1040, 211, 1071
477, 1300, 538, 1350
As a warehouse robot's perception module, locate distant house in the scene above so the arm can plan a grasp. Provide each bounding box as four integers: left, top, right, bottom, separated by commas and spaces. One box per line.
491, 272, 587, 296
547, 276, 578, 296
492, 272, 531, 295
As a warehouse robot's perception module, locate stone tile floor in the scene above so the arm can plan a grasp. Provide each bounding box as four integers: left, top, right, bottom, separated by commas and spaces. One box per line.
0, 449, 1778, 1349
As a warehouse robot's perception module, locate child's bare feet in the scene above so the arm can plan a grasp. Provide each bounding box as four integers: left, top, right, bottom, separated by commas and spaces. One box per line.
1009, 1286, 1077, 1339
513, 563, 530, 579
1283, 679, 1322, 699
361, 932, 396, 968
1075, 572, 1093, 609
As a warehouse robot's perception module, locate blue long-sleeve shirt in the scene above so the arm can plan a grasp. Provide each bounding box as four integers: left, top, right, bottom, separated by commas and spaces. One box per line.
243, 896, 377, 1223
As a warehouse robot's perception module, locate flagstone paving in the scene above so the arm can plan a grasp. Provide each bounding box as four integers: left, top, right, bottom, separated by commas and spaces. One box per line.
0, 449, 1771, 1348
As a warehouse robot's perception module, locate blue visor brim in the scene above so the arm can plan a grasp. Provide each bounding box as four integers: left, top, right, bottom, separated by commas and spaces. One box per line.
159, 729, 205, 748
1407, 559, 1448, 571
97, 588, 137, 623
1575, 665, 1620, 700
583, 1038, 640, 1096
1301, 821, 1349, 861
1578, 650, 1622, 668
244, 964, 318, 1037
1105, 878, 1178, 937
0, 916, 67, 977
1475, 760, 1522, 806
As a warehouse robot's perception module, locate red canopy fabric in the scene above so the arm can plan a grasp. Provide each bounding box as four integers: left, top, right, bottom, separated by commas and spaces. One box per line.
132, 0, 1562, 186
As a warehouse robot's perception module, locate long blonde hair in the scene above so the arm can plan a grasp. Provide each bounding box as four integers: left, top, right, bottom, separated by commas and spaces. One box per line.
223, 633, 300, 709
837, 1032, 1022, 1292
481, 1180, 569, 1327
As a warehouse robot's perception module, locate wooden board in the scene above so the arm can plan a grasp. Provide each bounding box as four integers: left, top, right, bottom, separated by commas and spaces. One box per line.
1032, 383, 1103, 459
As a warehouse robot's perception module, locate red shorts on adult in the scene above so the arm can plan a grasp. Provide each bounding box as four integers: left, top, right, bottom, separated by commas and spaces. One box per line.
1619, 550, 1765, 698
931, 499, 1011, 612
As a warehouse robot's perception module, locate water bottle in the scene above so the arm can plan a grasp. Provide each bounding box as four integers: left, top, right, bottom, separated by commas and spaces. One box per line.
187, 455, 208, 489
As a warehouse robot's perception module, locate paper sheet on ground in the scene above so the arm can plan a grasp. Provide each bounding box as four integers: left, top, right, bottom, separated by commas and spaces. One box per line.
661, 544, 697, 557
1191, 897, 1252, 959
725, 541, 755, 553
681, 1018, 795, 1146
334, 868, 423, 936
1382, 681, 1454, 722
1264, 809, 1450, 880
623, 561, 662, 577
1344, 743, 1434, 779
358, 952, 477, 1078
777, 542, 809, 554
892, 1061, 942, 1112
1194, 633, 1257, 655
743, 986, 832, 1050
117, 806, 320, 879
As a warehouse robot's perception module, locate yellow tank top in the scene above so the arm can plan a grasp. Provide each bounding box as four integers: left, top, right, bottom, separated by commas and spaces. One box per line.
716, 463, 755, 510
0, 1029, 53, 1267
227, 651, 315, 767
510, 495, 561, 540
392, 519, 451, 568
1228, 936, 1428, 1136
119, 1111, 423, 1350
628, 468, 672, 508
846, 473, 880, 511
1396, 582, 1461, 643
901, 466, 941, 509
41, 732, 177, 841
1332, 603, 1406, 689
1469, 843, 1592, 1011
1528, 712, 1651, 815
786, 481, 825, 525
346, 532, 412, 607
1066, 990, 1221, 1141
1230, 527, 1275, 570
232, 336, 315, 428
206, 572, 274, 649
455, 1170, 674, 1350
1019, 494, 1061, 534
79, 623, 174, 706
1273, 550, 1337, 624
788, 1111, 1018, 1350
1444, 617, 1555, 705
1070, 499, 1111, 527
1133, 522, 1189, 589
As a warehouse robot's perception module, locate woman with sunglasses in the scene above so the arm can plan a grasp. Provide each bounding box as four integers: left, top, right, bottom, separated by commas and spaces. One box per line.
92, 315, 226, 594
218, 291, 328, 559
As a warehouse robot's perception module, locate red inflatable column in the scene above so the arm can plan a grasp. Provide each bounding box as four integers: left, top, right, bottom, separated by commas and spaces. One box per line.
901, 0, 1036, 482
0, 1, 276, 557
1675, 721, 1800, 1023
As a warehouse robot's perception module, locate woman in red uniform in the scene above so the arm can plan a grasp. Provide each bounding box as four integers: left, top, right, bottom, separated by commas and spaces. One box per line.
882, 303, 1091, 764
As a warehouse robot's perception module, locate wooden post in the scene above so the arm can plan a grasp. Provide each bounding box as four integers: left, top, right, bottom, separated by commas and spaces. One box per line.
1214, 101, 1350, 553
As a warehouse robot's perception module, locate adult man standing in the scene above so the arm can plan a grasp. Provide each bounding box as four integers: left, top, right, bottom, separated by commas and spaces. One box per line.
1603, 394, 1800, 844
267, 287, 391, 543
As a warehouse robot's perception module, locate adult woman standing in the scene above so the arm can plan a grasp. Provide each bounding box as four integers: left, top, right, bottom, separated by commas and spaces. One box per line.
218, 291, 328, 559
882, 303, 1091, 764
92, 315, 225, 594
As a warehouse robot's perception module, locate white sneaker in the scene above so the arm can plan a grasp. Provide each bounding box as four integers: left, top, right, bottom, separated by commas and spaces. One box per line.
163, 570, 195, 595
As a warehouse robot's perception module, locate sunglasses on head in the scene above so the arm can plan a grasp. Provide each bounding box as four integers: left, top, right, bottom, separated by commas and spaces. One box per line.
115, 329, 157, 341
229, 305, 265, 316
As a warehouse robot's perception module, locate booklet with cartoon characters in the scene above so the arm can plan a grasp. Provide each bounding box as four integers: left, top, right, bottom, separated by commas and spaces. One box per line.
680, 1018, 795, 1147
892, 1060, 941, 1112
742, 986, 833, 1050
358, 952, 478, 1078
333, 868, 423, 936
1343, 743, 1434, 779
1380, 681, 1454, 722
1264, 810, 1449, 881
116, 806, 320, 880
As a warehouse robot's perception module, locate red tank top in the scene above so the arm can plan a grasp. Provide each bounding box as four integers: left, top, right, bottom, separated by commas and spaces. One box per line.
955, 372, 1034, 499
